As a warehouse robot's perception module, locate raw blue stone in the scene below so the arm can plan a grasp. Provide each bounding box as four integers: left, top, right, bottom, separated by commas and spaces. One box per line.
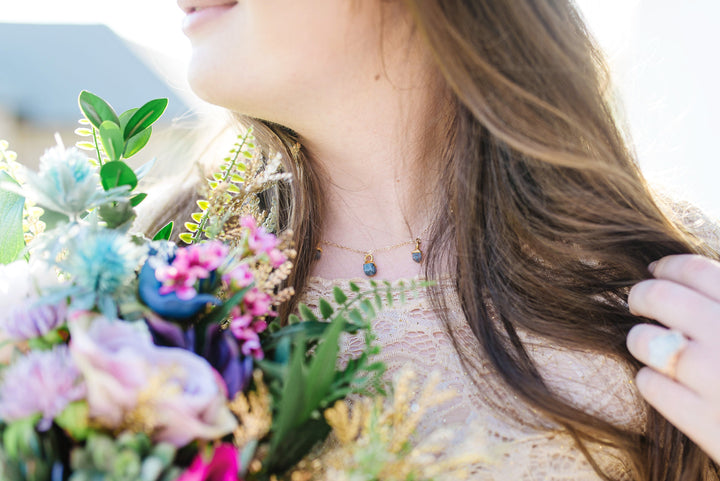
412, 251, 422, 263
363, 262, 377, 277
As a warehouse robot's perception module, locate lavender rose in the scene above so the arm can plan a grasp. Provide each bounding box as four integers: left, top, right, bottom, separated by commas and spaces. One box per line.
68, 313, 237, 447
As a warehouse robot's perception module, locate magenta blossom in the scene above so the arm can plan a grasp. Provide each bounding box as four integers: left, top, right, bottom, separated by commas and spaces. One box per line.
177, 443, 239, 481
241, 217, 278, 255
0, 346, 86, 431
229, 308, 267, 360
243, 288, 274, 317
222, 264, 254, 291
155, 242, 229, 300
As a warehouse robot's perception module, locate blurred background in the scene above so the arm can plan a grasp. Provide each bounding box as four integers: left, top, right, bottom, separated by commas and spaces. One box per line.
0, 1, 718, 216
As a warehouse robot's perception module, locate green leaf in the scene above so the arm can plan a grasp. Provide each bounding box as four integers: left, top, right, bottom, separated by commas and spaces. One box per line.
98, 200, 135, 229
130, 193, 147, 207
100, 160, 138, 191
302, 313, 347, 416
349, 282, 360, 293
123, 127, 152, 158
332, 286, 348, 304
298, 304, 318, 322
288, 314, 301, 325
197, 200, 209, 210
99, 120, 124, 162
0, 172, 25, 264
184, 222, 198, 233
74, 127, 93, 137
318, 298, 334, 319
78, 90, 120, 130
55, 401, 90, 441
178, 232, 193, 244
191, 212, 203, 223
75, 141, 96, 151
348, 308, 364, 326
360, 299, 375, 318
123, 98, 168, 140
152, 221, 174, 241
201, 286, 251, 326
268, 334, 307, 455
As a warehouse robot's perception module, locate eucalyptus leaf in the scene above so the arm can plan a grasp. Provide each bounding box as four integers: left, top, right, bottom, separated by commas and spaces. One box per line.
130, 193, 147, 207
124, 98, 168, 140
99, 120, 124, 162
100, 161, 138, 191
0, 172, 25, 264
152, 221, 174, 241
124, 127, 152, 158
78, 90, 120, 129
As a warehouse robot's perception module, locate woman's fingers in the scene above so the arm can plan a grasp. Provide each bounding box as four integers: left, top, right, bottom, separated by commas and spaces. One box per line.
635, 367, 720, 463
650, 254, 720, 304
627, 324, 720, 401
628, 279, 720, 341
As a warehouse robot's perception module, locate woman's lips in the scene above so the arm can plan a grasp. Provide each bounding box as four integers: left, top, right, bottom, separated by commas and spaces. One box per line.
181, 2, 238, 36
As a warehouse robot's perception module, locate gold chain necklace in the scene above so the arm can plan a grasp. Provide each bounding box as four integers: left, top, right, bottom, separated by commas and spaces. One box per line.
316, 224, 431, 277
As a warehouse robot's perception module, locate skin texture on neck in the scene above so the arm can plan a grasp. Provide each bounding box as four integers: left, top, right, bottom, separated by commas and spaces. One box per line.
185, 0, 446, 280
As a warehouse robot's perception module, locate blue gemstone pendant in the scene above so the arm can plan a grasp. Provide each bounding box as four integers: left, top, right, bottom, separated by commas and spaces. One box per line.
363, 254, 377, 277
411, 238, 423, 263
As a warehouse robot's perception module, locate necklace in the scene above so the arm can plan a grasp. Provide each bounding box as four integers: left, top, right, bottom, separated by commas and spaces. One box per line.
316, 224, 431, 277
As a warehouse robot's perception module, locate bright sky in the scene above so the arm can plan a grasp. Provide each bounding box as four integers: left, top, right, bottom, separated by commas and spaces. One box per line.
2, 1, 719, 216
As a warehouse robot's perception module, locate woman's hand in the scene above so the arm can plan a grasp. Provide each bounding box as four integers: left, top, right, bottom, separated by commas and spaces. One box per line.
627, 254, 720, 463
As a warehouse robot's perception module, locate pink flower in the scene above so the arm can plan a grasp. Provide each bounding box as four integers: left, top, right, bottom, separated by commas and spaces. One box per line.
155, 242, 230, 300
178, 443, 239, 481
241, 217, 278, 255
242, 289, 274, 317
268, 249, 287, 269
229, 309, 267, 360
222, 264, 254, 291
68, 313, 237, 446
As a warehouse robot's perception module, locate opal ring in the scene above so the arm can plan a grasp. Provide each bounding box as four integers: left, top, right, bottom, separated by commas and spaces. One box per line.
648, 329, 689, 381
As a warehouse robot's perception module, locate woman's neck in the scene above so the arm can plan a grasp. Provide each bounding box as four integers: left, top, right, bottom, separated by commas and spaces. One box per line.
296, 79, 447, 281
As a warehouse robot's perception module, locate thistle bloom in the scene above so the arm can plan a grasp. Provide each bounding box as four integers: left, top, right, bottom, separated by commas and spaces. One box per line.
7, 142, 129, 218
177, 443, 239, 481
69, 313, 237, 446
0, 346, 86, 431
59, 227, 145, 316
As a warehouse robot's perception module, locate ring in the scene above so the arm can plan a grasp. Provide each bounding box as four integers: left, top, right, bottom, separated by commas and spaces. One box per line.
647, 330, 689, 381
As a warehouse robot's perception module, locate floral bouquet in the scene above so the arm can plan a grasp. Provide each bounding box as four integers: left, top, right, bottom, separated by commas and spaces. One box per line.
0, 92, 478, 481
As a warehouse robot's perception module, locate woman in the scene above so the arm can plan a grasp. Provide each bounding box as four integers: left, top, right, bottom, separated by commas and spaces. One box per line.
170, 0, 720, 479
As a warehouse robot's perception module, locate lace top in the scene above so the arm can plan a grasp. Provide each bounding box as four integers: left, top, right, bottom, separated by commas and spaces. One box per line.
301, 276, 644, 481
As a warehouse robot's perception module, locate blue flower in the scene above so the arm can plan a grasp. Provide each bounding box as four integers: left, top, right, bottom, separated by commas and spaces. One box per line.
138, 246, 220, 321
58, 226, 146, 317
4, 142, 130, 218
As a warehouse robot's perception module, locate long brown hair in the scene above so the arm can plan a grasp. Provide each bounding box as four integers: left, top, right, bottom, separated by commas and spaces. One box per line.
149, 1, 718, 479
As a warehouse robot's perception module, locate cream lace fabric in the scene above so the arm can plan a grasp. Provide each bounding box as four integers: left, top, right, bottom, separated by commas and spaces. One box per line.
301, 277, 643, 481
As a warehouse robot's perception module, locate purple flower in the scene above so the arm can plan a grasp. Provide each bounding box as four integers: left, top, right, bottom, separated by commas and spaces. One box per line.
146, 316, 253, 399
2, 301, 67, 341
69, 313, 237, 446
0, 260, 67, 340
0, 346, 86, 431
177, 443, 239, 481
